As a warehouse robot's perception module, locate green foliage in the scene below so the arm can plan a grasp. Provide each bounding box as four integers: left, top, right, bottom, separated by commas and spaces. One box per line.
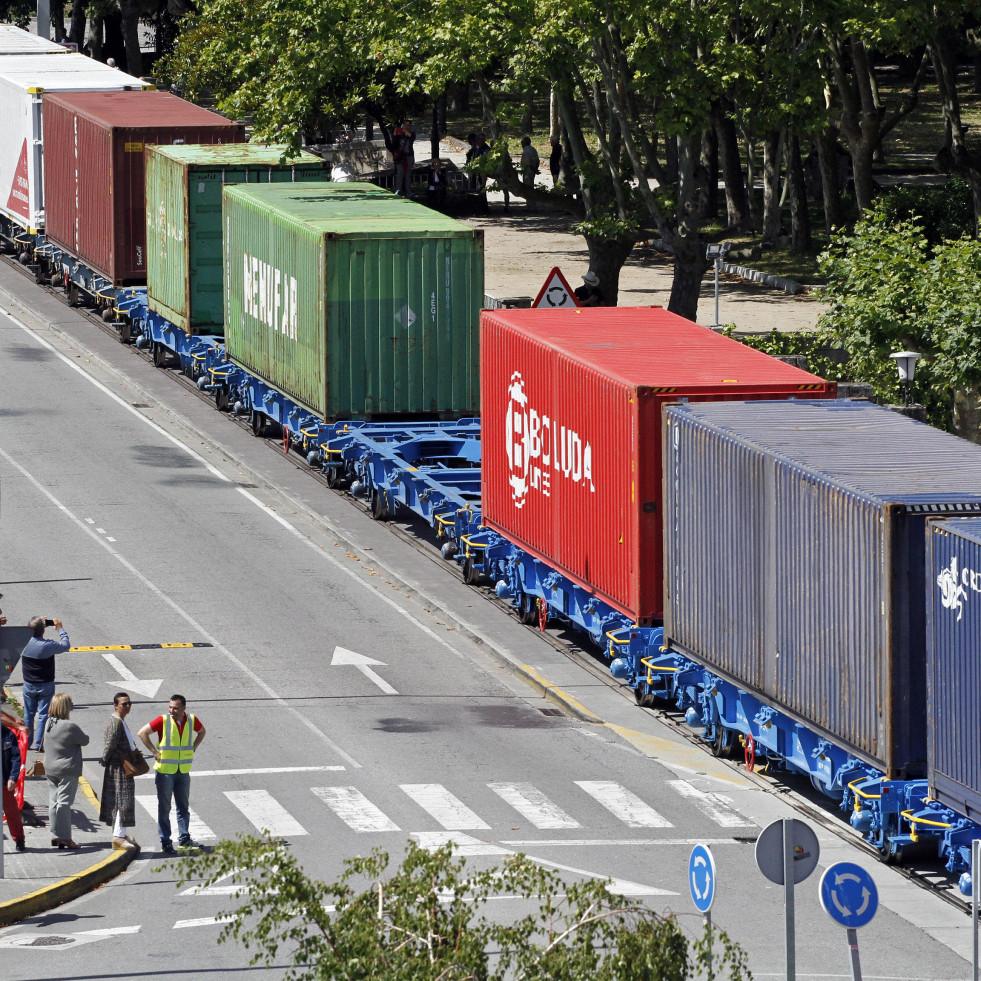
816, 214, 981, 432
721, 327, 845, 383
172, 834, 752, 981
869, 179, 975, 245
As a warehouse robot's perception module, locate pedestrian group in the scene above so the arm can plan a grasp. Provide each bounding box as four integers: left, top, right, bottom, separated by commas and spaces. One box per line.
1, 616, 206, 855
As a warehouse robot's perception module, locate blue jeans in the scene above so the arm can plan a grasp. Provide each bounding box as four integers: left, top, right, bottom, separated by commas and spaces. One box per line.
23, 681, 55, 751
155, 769, 192, 846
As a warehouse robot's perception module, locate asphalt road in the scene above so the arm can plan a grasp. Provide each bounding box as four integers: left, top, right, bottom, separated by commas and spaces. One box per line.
0, 266, 974, 980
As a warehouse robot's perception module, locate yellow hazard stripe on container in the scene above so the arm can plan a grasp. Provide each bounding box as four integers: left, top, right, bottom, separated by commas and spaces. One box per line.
649, 387, 678, 393
70, 643, 213, 652
796, 384, 824, 390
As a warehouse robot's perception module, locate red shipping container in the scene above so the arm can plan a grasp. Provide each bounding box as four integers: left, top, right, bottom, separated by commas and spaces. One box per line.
480, 307, 836, 624
43, 91, 244, 285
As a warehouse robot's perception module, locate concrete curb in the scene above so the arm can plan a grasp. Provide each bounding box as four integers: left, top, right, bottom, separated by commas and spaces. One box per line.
0, 776, 138, 927
720, 261, 805, 295
0, 275, 611, 729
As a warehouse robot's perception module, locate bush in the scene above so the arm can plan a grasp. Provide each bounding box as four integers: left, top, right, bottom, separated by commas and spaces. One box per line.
870, 178, 975, 245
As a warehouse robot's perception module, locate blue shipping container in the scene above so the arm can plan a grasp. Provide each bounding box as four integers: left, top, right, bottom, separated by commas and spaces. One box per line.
663, 400, 981, 777
926, 517, 981, 822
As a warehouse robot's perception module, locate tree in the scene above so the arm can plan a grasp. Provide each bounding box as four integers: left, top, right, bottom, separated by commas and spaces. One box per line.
172, 834, 751, 980
817, 210, 981, 437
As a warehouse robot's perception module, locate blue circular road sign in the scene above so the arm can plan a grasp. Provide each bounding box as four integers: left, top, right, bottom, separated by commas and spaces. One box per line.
689, 844, 717, 913
819, 862, 879, 929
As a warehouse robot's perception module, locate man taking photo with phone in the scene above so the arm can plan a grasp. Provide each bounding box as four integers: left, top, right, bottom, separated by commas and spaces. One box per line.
21, 616, 70, 751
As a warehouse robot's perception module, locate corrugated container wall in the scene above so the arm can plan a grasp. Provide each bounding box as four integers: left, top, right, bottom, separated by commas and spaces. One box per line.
926, 517, 981, 821
222, 183, 483, 420
0, 26, 69, 54
0, 53, 146, 231
145, 143, 327, 332
479, 308, 835, 623
663, 399, 981, 777
43, 92, 244, 285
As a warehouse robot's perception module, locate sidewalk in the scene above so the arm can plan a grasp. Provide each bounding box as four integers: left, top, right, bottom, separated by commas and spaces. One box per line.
0, 767, 137, 926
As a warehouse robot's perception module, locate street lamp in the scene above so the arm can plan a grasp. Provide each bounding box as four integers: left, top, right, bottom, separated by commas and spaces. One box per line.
890, 350, 922, 406
706, 242, 731, 329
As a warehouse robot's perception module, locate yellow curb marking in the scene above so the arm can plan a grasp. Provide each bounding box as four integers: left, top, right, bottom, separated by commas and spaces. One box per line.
79, 775, 100, 813
604, 723, 742, 783
518, 665, 602, 724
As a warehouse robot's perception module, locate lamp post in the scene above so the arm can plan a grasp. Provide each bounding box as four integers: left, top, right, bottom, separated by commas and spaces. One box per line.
890, 351, 922, 406
706, 242, 731, 329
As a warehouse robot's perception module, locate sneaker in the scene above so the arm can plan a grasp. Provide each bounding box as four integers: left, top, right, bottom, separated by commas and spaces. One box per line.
160, 841, 176, 855
178, 839, 203, 851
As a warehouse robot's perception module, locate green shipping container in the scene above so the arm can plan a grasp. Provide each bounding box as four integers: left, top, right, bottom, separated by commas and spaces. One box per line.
222, 183, 483, 420
145, 143, 326, 332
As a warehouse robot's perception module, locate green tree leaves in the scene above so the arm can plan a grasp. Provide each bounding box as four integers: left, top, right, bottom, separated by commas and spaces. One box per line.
173, 834, 751, 981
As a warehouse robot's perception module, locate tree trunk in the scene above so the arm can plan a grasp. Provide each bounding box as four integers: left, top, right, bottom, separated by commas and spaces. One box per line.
51, 0, 65, 41
787, 132, 811, 253
816, 128, 844, 235
762, 128, 785, 246
430, 101, 440, 160
582, 233, 636, 307
714, 111, 747, 228
698, 127, 718, 220
118, 0, 142, 76
550, 88, 560, 140
449, 80, 469, 113
69, 0, 85, 48
664, 136, 678, 185
954, 386, 981, 443
521, 102, 533, 135
668, 134, 708, 321
85, 17, 103, 60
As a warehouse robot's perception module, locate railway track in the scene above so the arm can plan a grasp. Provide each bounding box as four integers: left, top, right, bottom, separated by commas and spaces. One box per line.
3, 250, 972, 916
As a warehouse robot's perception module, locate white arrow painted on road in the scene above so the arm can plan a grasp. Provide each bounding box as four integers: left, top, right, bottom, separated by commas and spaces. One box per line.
0, 925, 140, 948
331, 646, 397, 695
102, 652, 162, 699
181, 868, 249, 896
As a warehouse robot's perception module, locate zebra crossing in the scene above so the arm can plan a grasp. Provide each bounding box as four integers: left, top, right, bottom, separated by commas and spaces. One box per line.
137, 777, 754, 843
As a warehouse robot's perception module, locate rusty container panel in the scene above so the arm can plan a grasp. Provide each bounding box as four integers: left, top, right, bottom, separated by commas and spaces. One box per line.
0, 53, 147, 232
664, 399, 981, 777
479, 308, 835, 624
926, 517, 981, 822
222, 182, 483, 419
42, 91, 243, 285
146, 143, 327, 332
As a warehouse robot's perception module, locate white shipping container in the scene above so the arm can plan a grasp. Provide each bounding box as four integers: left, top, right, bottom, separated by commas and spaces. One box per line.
0, 53, 147, 231
0, 26, 70, 55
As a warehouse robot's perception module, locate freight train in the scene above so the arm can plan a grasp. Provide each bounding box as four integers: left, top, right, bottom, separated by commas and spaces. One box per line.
2, 24, 981, 895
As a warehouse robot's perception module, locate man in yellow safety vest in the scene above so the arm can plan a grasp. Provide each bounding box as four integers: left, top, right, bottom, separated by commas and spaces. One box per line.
138, 694, 206, 855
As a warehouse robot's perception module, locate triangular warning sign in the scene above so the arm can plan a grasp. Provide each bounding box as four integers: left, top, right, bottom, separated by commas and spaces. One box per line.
6, 140, 30, 220
532, 266, 580, 309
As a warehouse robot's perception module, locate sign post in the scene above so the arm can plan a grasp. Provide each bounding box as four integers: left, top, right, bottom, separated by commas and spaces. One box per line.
819, 861, 879, 981
689, 844, 717, 975
755, 818, 820, 981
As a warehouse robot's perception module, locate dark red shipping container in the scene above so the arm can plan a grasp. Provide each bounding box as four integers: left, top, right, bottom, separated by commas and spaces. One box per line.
480, 307, 836, 624
43, 91, 244, 284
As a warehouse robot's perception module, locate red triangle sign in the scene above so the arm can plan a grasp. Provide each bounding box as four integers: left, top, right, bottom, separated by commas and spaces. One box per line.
532, 266, 580, 309
6, 140, 30, 220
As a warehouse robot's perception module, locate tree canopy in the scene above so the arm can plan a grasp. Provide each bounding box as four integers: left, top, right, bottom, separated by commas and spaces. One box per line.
172, 834, 751, 980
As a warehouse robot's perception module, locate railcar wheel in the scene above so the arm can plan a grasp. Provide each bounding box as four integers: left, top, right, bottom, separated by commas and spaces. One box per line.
214, 386, 229, 412
711, 725, 732, 758
152, 343, 168, 368
518, 592, 537, 625
117, 319, 131, 344
102, 306, 115, 323
250, 411, 265, 437
876, 841, 903, 865
68, 283, 81, 307
462, 556, 479, 584
371, 490, 391, 521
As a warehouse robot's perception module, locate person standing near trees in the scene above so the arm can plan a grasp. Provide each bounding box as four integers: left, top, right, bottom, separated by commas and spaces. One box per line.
394, 120, 416, 197
549, 136, 562, 185
520, 136, 540, 187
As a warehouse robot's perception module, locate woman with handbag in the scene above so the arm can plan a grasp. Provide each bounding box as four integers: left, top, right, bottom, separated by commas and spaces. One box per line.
44, 693, 89, 850
99, 692, 142, 850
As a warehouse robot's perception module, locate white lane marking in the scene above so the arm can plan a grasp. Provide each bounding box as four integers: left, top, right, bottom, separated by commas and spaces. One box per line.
411, 834, 676, 896
101, 652, 162, 699
330, 646, 397, 695
174, 916, 236, 929
575, 781, 673, 828
488, 782, 580, 829
501, 837, 740, 847
136, 795, 217, 842
84, 517, 95, 524
312, 786, 399, 832
0, 443, 361, 770
527, 857, 678, 897
135, 765, 345, 779
412, 831, 510, 856
107, 537, 116, 542
0, 925, 141, 948
666, 779, 755, 828
225, 789, 307, 837
96, 527, 106, 534
401, 784, 490, 830
181, 869, 248, 896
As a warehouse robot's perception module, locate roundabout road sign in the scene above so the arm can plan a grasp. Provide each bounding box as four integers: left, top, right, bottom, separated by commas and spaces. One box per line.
819, 862, 879, 929
689, 843, 716, 913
